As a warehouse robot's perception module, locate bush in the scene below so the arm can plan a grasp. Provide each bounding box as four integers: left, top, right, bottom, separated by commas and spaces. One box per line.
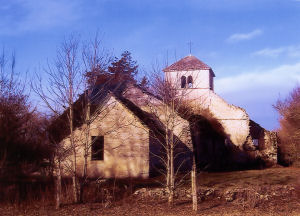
0, 50, 52, 179
274, 85, 300, 166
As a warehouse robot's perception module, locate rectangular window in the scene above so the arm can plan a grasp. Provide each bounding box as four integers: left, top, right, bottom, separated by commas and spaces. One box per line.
91, 136, 104, 160
209, 73, 214, 90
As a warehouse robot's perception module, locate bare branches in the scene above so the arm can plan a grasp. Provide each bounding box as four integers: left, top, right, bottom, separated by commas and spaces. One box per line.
0, 49, 25, 100
143, 65, 197, 207
32, 35, 83, 116
31, 34, 85, 204
82, 32, 113, 88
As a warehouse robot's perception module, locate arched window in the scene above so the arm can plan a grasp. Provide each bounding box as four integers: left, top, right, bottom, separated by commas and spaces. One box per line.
181, 76, 186, 88
187, 76, 193, 88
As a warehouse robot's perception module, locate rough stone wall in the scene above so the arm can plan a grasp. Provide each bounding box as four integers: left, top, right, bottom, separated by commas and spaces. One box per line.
123, 85, 193, 150
61, 95, 150, 178
185, 89, 278, 166
259, 130, 278, 166
244, 129, 278, 167
208, 93, 278, 166
187, 89, 250, 147
208, 91, 250, 147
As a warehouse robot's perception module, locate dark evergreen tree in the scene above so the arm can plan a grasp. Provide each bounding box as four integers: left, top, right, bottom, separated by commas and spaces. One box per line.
139, 75, 149, 88
108, 51, 138, 83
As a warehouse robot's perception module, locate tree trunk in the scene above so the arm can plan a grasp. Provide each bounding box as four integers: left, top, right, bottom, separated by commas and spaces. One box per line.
165, 103, 171, 199
72, 153, 77, 203
70, 105, 78, 203
80, 97, 90, 203
168, 132, 174, 206
55, 160, 62, 210
191, 156, 197, 211
166, 136, 170, 199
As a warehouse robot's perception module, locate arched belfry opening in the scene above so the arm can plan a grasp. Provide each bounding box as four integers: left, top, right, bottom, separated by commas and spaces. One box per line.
181, 76, 186, 88
187, 75, 193, 88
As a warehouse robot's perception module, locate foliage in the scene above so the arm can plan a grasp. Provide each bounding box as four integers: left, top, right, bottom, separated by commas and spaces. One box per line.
139, 76, 149, 89
274, 85, 300, 166
107, 51, 138, 83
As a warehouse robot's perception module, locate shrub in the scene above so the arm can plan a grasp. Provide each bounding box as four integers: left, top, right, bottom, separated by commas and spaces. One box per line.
274, 85, 300, 166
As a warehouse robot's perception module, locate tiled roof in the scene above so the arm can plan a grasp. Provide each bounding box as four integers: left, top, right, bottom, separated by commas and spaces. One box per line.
163, 55, 211, 72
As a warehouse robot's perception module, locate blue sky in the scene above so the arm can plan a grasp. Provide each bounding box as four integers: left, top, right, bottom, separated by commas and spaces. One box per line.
1, 0, 300, 130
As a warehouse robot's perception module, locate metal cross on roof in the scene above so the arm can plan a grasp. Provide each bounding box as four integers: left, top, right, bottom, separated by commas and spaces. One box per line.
187, 41, 193, 55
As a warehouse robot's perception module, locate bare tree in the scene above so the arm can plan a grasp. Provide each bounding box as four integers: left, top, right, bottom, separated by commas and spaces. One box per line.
32, 35, 83, 205
78, 34, 113, 202
143, 64, 198, 209
64, 35, 138, 203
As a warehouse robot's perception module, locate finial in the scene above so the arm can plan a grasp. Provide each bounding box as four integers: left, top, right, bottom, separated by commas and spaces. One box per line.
187, 41, 193, 56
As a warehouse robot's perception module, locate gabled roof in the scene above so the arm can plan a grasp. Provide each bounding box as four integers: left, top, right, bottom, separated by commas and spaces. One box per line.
49, 81, 166, 143
163, 55, 212, 72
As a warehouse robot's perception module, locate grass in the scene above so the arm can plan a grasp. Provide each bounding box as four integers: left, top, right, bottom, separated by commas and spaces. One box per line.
0, 167, 299, 215
197, 167, 299, 189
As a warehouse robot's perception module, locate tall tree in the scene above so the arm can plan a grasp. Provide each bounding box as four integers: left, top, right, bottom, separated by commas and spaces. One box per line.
34, 33, 116, 207
79, 34, 113, 203
145, 66, 198, 210
33, 35, 83, 205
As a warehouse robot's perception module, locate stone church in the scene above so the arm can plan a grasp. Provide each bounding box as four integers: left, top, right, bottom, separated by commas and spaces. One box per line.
164, 55, 277, 169
59, 55, 278, 178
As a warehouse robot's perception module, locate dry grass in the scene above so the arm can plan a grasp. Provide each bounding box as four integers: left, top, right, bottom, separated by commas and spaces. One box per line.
197, 167, 299, 188
0, 167, 299, 216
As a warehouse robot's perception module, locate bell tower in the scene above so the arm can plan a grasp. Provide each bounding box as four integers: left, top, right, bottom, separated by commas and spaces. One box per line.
163, 55, 215, 100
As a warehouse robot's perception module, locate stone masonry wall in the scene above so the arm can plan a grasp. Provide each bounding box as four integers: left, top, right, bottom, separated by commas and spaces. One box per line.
61, 95, 150, 179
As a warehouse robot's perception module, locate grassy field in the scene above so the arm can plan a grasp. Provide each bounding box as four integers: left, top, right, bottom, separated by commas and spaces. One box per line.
199, 166, 299, 187
1, 167, 299, 216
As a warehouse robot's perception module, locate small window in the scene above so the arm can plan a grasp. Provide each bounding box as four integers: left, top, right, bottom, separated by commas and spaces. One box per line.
187, 76, 193, 88
225, 138, 230, 146
181, 76, 186, 88
209, 72, 214, 90
252, 139, 259, 147
91, 136, 104, 160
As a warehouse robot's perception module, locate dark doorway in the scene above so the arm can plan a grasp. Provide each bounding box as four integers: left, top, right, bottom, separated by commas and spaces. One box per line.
190, 115, 229, 171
